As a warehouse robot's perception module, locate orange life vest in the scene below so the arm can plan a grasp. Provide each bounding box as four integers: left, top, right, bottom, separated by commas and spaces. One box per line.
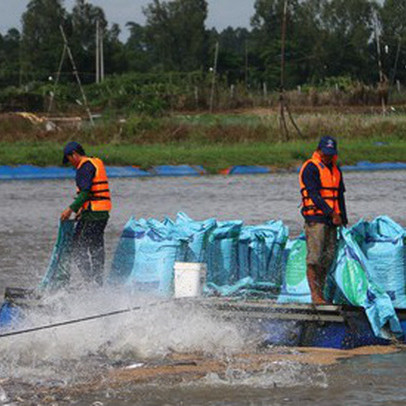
299, 151, 341, 217
76, 157, 112, 212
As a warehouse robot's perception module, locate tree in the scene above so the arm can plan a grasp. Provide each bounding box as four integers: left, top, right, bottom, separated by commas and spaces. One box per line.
0, 29, 21, 87
292, 0, 328, 84
21, 0, 67, 82
380, 0, 406, 85
104, 23, 128, 75
250, 0, 303, 89
143, 0, 208, 71
321, 0, 376, 83
125, 22, 152, 72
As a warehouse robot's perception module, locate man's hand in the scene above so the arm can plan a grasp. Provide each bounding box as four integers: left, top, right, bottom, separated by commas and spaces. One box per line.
61, 207, 73, 221
74, 207, 83, 221
331, 212, 342, 226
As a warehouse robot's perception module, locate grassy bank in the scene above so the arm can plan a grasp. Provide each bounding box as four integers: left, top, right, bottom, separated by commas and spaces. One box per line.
0, 110, 406, 173
1, 137, 405, 174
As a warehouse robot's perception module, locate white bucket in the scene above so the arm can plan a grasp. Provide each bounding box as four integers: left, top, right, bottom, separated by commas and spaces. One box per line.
174, 262, 207, 298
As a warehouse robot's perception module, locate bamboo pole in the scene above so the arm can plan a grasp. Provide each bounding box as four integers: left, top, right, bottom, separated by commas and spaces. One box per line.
279, 0, 302, 140
60, 25, 94, 126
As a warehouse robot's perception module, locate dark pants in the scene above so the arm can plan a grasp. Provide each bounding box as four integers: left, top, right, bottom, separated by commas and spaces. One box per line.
73, 219, 108, 286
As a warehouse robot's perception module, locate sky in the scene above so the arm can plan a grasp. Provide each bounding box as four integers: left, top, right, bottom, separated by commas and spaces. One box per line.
0, 0, 255, 39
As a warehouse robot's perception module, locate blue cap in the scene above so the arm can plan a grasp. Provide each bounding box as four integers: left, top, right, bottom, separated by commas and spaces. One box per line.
318, 136, 337, 155
62, 141, 84, 164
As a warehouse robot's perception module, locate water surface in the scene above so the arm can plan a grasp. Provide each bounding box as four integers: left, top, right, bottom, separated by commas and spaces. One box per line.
0, 171, 405, 404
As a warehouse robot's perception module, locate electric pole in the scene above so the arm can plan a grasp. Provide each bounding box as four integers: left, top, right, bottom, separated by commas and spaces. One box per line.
209, 41, 219, 113
96, 19, 104, 83
374, 12, 387, 115
96, 19, 100, 83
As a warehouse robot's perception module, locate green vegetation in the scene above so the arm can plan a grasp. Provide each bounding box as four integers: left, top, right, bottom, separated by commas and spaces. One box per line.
1, 110, 405, 173
0, 0, 405, 113
4, 72, 402, 114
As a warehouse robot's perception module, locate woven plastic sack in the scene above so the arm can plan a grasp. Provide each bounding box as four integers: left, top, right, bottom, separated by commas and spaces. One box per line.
238, 221, 288, 286
174, 212, 216, 262
109, 218, 185, 296
351, 216, 406, 308
40, 220, 75, 290
206, 220, 243, 285
331, 228, 402, 339
277, 235, 311, 304
108, 217, 148, 284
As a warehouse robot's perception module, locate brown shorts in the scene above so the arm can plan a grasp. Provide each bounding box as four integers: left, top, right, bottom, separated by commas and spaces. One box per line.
304, 222, 338, 269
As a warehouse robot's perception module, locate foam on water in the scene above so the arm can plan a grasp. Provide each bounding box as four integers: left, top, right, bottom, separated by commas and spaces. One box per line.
198, 360, 328, 389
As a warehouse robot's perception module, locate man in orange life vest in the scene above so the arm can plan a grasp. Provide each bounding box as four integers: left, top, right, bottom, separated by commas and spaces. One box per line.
299, 136, 348, 304
60, 142, 112, 286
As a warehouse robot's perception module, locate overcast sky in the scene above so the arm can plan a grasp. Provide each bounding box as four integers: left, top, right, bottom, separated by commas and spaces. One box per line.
0, 0, 255, 39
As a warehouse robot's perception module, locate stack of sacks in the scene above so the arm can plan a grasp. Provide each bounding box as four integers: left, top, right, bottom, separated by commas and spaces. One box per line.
277, 226, 402, 339
278, 216, 406, 308
350, 216, 406, 308
108, 217, 186, 296
109, 214, 290, 298
330, 227, 402, 339
108, 213, 216, 296
205, 220, 288, 297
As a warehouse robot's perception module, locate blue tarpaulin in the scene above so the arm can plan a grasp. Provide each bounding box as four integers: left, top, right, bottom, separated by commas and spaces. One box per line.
341, 161, 406, 172
1, 160, 406, 181
226, 166, 270, 175
150, 165, 206, 176
0, 165, 151, 180
0, 165, 75, 180
106, 166, 151, 178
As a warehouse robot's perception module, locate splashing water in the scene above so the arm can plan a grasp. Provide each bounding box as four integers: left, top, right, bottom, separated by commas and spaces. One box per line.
0, 284, 332, 406
0, 286, 247, 383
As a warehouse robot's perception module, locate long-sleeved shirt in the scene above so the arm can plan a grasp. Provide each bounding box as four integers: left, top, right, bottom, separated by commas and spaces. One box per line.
301, 162, 348, 225
69, 161, 109, 221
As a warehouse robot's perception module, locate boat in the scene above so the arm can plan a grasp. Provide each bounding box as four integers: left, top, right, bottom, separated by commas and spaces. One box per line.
180, 297, 406, 349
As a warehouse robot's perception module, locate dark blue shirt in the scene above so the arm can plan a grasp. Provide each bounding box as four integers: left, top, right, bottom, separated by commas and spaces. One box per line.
75, 161, 96, 191
301, 162, 348, 225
